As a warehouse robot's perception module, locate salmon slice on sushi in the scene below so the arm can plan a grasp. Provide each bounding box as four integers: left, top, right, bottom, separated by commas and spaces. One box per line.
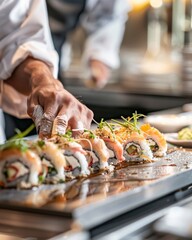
140, 123, 167, 157
104, 138, 125, 165
53, 133, 90, 179
94, 119, 125, 165
77, 130, 111, 172
0, 140, 42, 188
32, 140, 66, 184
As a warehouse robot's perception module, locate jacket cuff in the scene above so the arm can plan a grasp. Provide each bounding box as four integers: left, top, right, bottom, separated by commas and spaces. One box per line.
0, 41, 58, 80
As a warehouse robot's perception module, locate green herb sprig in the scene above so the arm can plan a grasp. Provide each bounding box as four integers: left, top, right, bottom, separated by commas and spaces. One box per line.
83, 129, 96, 139
111, 112, 145, 133
37, 140, 45, 148
96, 118, 114, 132
94, 118, 116, 140
0, 124, 35, 152
59, 130, 73, 142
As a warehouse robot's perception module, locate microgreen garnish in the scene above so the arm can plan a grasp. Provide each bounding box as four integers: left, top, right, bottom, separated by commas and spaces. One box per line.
97, 118, 114, 132
84, 129, 95, 139
9, 124, 35, 141
63, 130, 73, 139
38, 174, 45, 184
0, 139, 29, 152
59, 130, 73, 142
0, 124, 35, 152
112, 112, 145, 133
94, 118, 116, 140
37, 140, 45, 148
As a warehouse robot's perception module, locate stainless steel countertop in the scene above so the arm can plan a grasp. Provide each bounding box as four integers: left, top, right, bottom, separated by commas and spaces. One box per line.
0, 148, 192, 239
1, 148, 192, 228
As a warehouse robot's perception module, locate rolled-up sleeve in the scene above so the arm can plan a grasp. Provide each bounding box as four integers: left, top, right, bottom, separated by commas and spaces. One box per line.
81, 0, 131, 69
0, 0, 58, 80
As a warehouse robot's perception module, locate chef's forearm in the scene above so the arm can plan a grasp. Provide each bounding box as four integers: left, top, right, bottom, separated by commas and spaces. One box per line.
5, 57, 55, 96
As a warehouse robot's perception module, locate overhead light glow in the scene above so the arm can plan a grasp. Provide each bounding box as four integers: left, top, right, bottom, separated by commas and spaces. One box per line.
130, 0, 149, 11
150, 0, 163, 8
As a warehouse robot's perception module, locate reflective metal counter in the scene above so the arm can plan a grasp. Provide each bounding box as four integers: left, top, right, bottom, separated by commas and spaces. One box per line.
1, 148, 192, 239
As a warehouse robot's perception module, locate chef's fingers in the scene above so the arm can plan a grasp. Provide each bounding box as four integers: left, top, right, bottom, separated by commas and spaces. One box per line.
27, 97, 42, 132
27, 95, 39, 119
69, 109, 93, 137
32, 105, 44, 133
39, 103, 59, 139
70, 120, 85, 137
52, 103, 93, 137
51, 114, 68, 136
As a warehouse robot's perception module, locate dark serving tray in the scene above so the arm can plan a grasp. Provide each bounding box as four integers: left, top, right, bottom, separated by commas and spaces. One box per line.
0, 148, 192, 229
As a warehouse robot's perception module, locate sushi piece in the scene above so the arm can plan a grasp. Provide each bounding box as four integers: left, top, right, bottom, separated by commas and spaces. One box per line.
94, 120, 125, 165
53, 134, 90, 179
33, 140, 66, 183
103, 138, 125, 165
112, 113, 145, 142
0, 147, 42, 188
111, 113, 153, 162
77, 130, 111, 172
140, 123, 167, 157
123, 131, 153, 162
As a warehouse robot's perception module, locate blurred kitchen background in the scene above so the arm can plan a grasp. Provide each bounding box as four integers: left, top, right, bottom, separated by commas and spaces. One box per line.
60, 0, 192, 121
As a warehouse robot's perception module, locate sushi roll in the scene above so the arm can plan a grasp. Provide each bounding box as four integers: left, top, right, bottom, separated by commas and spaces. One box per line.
140, 123, 167, 157
54, 135, 90, 179
0, 147, 42, 188
33, 140, 66, 183
111, 113, 153, 162
123, 131, 153, 162
94, 120, 125, 165
77, 130, 111, 172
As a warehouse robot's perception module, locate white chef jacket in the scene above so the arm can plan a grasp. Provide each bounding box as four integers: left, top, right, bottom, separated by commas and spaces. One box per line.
0, 0, 58, 118
0, 0, 130, 119
0, 0, 58, 80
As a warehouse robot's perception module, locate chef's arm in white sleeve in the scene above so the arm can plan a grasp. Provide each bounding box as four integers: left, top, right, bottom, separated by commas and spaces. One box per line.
0, 0, 58, 81
0, 0, 58, 118
0, 0, 94, 138
81, 0, 130, 69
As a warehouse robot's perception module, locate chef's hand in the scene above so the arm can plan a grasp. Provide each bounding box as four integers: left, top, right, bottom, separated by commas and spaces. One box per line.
85, 60, 111, 89
28, 78, 94, 139
6, 57, 94, 138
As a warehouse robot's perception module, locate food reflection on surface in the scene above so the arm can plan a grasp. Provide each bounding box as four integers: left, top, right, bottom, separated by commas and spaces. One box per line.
0, 148, 192, 211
